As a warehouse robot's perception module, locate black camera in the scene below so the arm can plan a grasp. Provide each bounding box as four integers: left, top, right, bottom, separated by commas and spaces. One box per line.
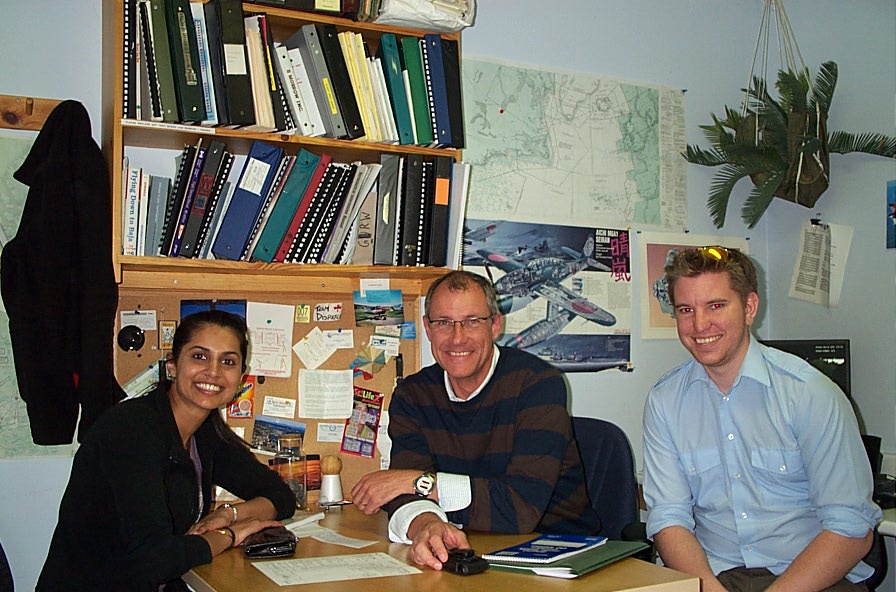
443, 548, 489, 575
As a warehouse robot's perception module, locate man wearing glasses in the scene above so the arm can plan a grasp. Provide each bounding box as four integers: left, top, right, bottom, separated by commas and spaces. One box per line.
642, 247, 880, 592
352, 270, 597, 569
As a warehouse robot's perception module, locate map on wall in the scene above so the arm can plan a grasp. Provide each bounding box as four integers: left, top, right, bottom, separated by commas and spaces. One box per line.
0, 133, 72, 458
462, 56, 687, 230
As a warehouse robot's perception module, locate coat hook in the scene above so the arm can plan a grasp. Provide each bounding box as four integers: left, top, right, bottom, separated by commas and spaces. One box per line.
25, 97, 34, 116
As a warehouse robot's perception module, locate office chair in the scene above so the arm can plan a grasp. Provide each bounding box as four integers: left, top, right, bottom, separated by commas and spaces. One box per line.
0, 539, 12, 592
572, 416, 650, 559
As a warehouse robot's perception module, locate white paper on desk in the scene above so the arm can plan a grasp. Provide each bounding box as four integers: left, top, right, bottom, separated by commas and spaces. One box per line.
247, 302, 295, 377
788, 220, 853, 307
298, 369, 353, 418
311, 528, 378, 548
252, 552, 419, 586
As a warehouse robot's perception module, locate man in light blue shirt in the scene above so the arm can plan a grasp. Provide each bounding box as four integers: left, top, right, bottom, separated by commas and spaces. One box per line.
643, 246, 881, 592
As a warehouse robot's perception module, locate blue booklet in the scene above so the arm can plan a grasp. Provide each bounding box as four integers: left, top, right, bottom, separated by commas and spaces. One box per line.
481, 533, 607, 565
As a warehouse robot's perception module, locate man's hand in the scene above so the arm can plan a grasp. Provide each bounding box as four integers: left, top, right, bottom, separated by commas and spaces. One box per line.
406, 513, 470, 570
351, 469, 432, 514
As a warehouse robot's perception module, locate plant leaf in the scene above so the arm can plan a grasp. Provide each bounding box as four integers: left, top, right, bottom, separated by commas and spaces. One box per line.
707, 164, 750, 228
810, 61, 838, 113
828, 131, 896, 157
741, 169, 785, 228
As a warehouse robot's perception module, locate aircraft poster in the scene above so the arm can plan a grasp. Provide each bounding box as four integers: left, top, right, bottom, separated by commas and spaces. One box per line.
463, 220, 632, 373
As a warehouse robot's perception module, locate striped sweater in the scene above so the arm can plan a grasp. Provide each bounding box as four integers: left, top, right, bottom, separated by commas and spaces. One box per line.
388, 346, 599, 535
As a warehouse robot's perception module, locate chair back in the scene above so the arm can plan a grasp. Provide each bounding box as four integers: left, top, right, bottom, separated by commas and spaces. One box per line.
0, 538, 12, 592
571, 417, 639, 540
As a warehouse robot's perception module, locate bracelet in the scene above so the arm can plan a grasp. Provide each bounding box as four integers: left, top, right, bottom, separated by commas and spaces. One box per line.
214, 526, 236, 549
221, 503, 238, 525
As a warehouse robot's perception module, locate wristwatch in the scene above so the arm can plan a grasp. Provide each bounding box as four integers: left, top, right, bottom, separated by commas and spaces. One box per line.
413, 471, 436, 497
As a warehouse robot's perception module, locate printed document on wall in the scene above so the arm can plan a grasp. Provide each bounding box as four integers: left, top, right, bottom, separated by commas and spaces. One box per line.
788, 220, 852, 307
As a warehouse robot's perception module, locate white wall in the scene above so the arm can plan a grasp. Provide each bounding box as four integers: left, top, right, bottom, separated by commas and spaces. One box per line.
0, 1, 892, 590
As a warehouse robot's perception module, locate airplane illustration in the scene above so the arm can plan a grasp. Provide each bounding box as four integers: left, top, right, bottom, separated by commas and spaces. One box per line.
463, 221, 500, 245
477, 235, 616, 350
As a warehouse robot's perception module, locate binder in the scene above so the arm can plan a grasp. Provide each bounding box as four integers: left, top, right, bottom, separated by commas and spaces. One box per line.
305, 162, 358, 263
337, 31, 377, 142
373, 153, 403, 265
286, 46, 327, 137
440, 37, 465, 149
204, 0, 255, 127
258, 14, 293, 133
316, 23, 366, 140
200, 0, 229, 124
284, 25, 347, 139
347, 184, 379, 265
288, 162, 352, 263
179, 140, 227, 258
274, 45, 314, 136
378, 33, 415, 145
243, 15, 277, 132
190, 1, 219, 126
144, 175, 171, 257
400, 35, 433, 146
137, 0, 162, 121
193, 152, 234, 258
252, 149, 321, 262
165, 0, 207, 123
242, 155, 294, 260
368, 54, 398, 143
158, 144, 197, 256
273, 153, 333, 262
445, 161, 471, 270
211, 140, 284, 260
397, 154, 425, 266
419, 34, 451, 147
122, 0, 138, 119
427, 155, 454, 266
169, 142, 208, 257
147, 0, 179, 122
321, 162, 383, 264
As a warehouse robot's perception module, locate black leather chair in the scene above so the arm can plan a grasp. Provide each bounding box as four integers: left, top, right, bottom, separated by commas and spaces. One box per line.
0, 539, 12, 592
572, 416, 651, 559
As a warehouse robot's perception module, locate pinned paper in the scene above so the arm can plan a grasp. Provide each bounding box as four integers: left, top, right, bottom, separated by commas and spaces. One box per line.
262, 395, 297, 419
295, 305, 311, 323
314, 302, 344, 322
293, 326, 337, 369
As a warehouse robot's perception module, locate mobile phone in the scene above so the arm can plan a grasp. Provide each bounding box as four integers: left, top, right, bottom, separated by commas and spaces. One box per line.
443, 548, 489, 575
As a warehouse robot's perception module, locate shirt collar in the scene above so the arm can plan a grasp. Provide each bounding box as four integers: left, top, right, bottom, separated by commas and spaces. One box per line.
684, 335, 771, 394
444, 345, 501, 402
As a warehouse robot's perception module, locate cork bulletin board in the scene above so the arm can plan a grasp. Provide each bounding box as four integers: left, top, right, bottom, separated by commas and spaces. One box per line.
114, 287, 423, 494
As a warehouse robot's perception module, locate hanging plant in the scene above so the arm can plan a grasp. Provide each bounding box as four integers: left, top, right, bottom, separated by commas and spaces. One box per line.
684, 61, 896, 228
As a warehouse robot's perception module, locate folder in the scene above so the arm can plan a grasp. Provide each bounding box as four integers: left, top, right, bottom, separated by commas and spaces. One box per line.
378, 33, 415, 145
211, 140, 284, 260
252, 149, 321, 262
373, 153, 403, 265
204, 0, 255, 127
284, 24, 347, 139
427, 155, 454, 266
147, 0, 179, 122
274, 153, 333, 262
400, 35, 433, 146
440, 37, 465, 149
316, 23, 366, 140
165, 0, 207, 123
179, 139, 227, 258
419, 34, 451, 147
398, 154, 425, 266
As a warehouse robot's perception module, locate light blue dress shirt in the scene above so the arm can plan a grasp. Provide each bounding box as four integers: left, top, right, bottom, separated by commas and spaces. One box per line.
643, 337, 881, 583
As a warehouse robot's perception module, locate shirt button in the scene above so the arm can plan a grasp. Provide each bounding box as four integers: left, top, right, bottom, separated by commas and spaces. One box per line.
741, 512, 748, 519
735, 473, 742, 479
723, 396, 729, 402
727, 433, 735, 441
779, 465, 787, 471
689, 466, 696, 473
746, 545, 752, 551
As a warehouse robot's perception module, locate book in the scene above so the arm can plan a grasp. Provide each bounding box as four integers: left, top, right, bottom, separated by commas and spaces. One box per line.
144, 175, 171, 257
122, 0, 138, 119
377, 33, 415, 145
283, 24, 346, 139
368, 55, 399, 143
251, 149, 320, 262
136, 0, 161, 121
486, 540, 648, 579
400, 35, 433, 146
211, 140, 284, 260
243, 14, 277, 132
165, 0, 207, 123
440, 37, 465, 149
337, 31, 377, 143
194, 153, 234, 257
482, 533, 607, 565
135, 169, 151, 256
346, 184, 379, 265
122, 164, 141, 256
419, 33, 451, 147
204, 0, 255, 127
273, 45, 313, 136
316, 23, 366, 140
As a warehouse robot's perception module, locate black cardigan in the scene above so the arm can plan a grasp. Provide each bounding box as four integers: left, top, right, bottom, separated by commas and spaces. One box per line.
37, 384, 296, 591
0, 99, 122, 444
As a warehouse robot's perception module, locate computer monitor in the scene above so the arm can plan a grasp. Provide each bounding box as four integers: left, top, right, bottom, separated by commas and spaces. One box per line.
760, 338, 851, 398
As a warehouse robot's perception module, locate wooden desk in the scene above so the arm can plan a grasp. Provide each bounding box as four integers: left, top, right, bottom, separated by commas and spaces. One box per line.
185, 506, 698, 592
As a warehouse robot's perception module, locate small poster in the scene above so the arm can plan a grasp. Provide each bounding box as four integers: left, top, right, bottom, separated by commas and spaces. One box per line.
340, 387, 384, 458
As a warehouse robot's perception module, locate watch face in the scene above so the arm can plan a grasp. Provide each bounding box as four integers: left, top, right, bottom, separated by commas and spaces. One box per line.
415, 473, 435, 496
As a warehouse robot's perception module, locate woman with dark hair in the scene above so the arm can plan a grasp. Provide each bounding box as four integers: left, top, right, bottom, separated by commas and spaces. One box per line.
38, 310, 295, 591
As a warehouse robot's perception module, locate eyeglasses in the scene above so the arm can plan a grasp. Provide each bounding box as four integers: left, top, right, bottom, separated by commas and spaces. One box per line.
426, 316, 493, 333
696, 246, 734, 261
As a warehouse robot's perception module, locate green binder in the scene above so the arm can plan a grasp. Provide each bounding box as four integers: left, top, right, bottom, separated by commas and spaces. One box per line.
487, 540, 650, 579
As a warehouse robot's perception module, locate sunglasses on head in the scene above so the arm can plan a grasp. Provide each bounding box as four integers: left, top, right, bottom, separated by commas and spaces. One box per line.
695, 246, 736, 261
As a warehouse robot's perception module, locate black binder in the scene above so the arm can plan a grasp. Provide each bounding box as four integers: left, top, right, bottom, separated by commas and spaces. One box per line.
373, 154, 402, 265
316, 23, 366, 140
205, 0, 255, 127
398, 154, 425, 266
440, 38, 465, 149
165, 0, 207, 123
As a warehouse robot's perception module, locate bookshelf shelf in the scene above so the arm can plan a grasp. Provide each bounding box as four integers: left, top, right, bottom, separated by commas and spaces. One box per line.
107, 0, 461, 289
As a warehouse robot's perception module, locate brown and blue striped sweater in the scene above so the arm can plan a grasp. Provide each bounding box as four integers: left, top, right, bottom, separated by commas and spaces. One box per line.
388, 346, 599, 535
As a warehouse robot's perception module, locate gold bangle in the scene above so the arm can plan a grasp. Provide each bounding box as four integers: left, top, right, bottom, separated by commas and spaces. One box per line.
221, 503, 238, 525
214, 526, 236, 548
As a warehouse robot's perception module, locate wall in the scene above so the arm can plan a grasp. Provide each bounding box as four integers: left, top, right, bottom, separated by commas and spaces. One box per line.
0, 1, 892, 590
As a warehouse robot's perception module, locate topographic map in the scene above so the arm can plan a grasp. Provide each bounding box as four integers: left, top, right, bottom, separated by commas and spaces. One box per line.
0, 133, 72, 458
462, 57, 687, 230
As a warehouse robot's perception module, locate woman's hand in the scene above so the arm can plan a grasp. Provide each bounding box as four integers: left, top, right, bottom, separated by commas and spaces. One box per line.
188, 504, 237, 535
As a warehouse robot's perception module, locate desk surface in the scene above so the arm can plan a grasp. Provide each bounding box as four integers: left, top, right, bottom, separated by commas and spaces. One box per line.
185, 507, 698, 592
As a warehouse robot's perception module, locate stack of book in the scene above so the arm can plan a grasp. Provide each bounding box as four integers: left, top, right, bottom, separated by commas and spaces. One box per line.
123, 0, 465, 148
121, 139, 471, 267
